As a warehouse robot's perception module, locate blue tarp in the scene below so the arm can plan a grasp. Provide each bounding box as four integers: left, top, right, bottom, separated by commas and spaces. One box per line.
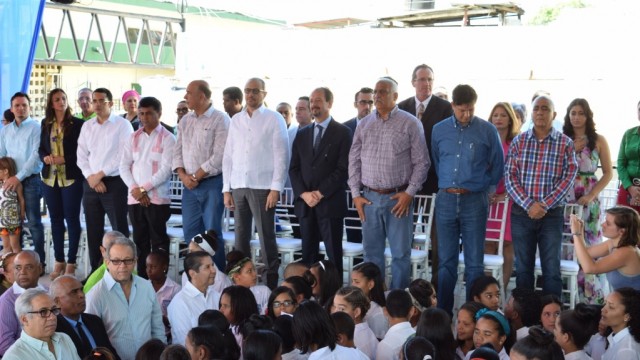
0, 0, 45, 120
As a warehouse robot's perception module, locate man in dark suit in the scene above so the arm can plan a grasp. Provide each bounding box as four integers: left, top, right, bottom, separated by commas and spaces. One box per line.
398, 64, 453, 287
343, 87, 374, 244
50, 276, 120, 359
289, 87, 352, 274
343, 87, 374, 135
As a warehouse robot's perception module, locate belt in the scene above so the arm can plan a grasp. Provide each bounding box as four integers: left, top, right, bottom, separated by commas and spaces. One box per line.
445, 187, 470, 195
364, 184, 408, 195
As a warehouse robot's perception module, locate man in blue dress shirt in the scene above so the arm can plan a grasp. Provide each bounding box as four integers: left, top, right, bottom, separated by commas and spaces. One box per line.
431, 84, 504, 315
86, 237, 165, 360
0, 92, 44, 266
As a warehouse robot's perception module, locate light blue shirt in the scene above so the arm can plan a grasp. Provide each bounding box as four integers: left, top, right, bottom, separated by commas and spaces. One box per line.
3, 331, 81, 360
432, 115, 504, 192
86, 271, 166, 360
63, 315, 97, 349
0, 117, 42, 180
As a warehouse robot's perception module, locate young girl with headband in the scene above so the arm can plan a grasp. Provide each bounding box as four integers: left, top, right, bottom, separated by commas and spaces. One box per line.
470, 308, 513, 360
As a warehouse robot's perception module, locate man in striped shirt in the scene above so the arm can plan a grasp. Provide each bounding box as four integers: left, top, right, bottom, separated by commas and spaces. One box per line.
348, 77, 429, 290
505, 95, 577, 298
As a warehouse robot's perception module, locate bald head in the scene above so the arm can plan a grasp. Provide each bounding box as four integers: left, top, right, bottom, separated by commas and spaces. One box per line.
185, 80, 212, 115
50, 275, 85, 318
49, 275, 79, 298
14, 251, 41, 289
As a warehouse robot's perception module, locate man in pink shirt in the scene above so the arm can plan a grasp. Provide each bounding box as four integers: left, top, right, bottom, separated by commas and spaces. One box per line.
119, 97, 176, 278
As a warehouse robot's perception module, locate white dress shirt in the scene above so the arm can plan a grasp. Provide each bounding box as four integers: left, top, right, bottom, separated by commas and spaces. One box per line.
77, 112, 133, 178
414, 95, 432, 118
354, 322, 378, 360
120, 125, 176, 205
250, 284, 271, 315
309, 345, 370, 360
516, 326, 529, 341
172, 104, 229, 177
565, 350, 593, 360
222, 105, 289, 192
282, 349, 310, 360
86, 271, 166, 360
602, 327, 640, 360
167, 280, 220, 346
585, 333, 607, 360
364, 301, 389, 339
2, 331, 80, 360
376, 321, 415, 360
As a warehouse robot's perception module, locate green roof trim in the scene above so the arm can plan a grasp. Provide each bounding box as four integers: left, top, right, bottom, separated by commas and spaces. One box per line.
100, 0, 285, 25
35, 37, 175, 66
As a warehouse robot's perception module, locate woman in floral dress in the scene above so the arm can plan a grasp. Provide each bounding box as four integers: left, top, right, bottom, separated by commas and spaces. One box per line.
563, 98, 612, 304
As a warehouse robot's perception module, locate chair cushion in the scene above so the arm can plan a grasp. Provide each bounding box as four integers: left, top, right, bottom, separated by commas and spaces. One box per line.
276, 238, 302, 250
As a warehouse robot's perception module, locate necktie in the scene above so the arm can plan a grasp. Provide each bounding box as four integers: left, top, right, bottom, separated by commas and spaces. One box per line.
76, 321, 93, 354
313, 125, 324, 154
417, 103, 425, 119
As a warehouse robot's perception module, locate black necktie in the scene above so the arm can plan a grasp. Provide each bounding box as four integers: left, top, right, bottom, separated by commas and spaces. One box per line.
314, 125, 324, 154
76, 321, 93, 354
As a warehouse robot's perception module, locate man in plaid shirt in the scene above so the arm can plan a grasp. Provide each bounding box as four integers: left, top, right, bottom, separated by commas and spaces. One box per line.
505, 95, 577, 298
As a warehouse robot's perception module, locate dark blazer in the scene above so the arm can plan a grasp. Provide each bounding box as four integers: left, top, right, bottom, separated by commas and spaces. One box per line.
38, 116, 85, 181
343, 117, 357, 135
55, 313, 120, 360
398, 95, 453, 194
289, 119, 352, 218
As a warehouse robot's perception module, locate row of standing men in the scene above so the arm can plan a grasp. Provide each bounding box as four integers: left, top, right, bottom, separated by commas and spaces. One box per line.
0, 64, 575, 319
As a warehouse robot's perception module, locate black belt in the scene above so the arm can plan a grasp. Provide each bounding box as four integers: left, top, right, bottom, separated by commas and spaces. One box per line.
364, 184, 408, 195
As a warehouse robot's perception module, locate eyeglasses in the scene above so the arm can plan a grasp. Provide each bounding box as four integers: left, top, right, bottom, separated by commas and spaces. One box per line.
272, 300, 294, 309
176, 108, 189, 113
244, 88, 265, 95
28, 307, 61, 318
109, 258, 136, 266
358, 100, 374, 105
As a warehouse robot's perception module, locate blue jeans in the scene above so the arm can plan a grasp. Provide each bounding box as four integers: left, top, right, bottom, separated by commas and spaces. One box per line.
436, 190, 488, 315
511, 204, 563, 297
181, 175, 225, 270
42, 180, 83, 264
23, 175, 44, 262
362, 189, 413, 290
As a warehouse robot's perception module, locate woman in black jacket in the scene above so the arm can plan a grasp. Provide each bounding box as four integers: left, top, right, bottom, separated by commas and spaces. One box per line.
39, 88, 84, 279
